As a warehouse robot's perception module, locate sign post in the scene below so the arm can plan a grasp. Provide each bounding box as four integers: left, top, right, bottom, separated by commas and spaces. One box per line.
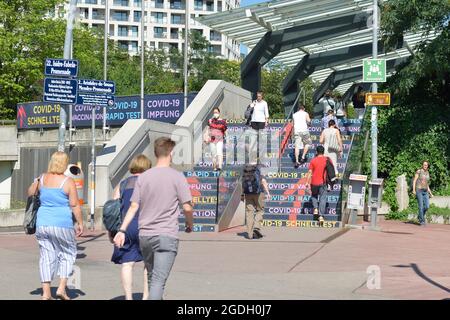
77, 78, 116, 230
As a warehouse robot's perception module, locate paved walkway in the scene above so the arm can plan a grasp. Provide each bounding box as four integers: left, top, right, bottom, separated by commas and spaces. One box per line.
0, 221, 449, 300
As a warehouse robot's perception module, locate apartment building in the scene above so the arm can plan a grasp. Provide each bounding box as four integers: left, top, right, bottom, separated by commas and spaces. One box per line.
66, 0, 240, 60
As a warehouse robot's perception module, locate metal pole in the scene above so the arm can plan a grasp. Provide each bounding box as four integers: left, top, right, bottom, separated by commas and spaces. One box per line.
140, 0, 145, 119
371, 0, 378, 180
103, 0, 109, 140
370, 0, 379, 229
90, 106, 96, 230
183, 0, 189, 112
58, 0, 77, 152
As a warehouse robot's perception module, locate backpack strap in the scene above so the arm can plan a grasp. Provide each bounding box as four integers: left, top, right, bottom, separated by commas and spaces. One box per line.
118, 177, 129, 203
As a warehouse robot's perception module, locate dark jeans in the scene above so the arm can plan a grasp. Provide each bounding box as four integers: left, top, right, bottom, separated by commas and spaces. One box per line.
311, 184, 328, 215
139, 234, 179, 300
416, 189, 429, 224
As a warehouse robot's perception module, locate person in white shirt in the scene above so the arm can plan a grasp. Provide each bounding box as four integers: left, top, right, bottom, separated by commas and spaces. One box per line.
247, 91, 269, 163
319, 90, 336, 116
250, 91, 269, 130
334, 93, 346, 120
292, 104, 312, 168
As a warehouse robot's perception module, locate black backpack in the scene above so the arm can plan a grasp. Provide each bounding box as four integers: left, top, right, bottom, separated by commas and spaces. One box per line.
102, 179, 127, 233
242, 164, 261, 194
325, 157, 337, 188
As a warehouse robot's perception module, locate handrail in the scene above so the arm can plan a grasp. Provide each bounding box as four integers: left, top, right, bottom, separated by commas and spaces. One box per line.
277, 87, 303, 173
214, 118, 248, 223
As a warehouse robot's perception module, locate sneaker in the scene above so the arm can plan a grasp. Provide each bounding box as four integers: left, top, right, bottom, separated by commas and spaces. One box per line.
300, 157, 306, 164
253, 229, 264, 239
294, 162, 300, 169
318, 215, 324, 226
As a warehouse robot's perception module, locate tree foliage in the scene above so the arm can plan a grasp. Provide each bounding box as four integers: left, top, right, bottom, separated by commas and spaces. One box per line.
368, 0, 450, 209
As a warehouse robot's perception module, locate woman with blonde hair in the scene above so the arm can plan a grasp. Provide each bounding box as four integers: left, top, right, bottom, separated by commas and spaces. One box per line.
110, 154, 151, 300
27, 151, 83, 300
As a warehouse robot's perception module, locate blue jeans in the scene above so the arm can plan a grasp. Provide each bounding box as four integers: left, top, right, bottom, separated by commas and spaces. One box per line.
311, 184, 328, 215
416, 189, 429, 224
139, 234, 179, 300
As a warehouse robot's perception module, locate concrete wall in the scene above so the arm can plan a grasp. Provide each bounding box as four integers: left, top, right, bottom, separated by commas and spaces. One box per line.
0, 126, 18, 161
11, 127, 120, 203
95, 119, 193, 207
177, 80, 251, 165
0, 162, 14, 209
430, 196, 450, 208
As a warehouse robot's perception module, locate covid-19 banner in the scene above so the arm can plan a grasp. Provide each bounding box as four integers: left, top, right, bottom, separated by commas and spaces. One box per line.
16, 93, 197, 129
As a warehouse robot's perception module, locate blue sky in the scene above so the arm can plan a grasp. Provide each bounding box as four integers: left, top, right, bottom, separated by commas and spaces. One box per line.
241, 0, 268, 6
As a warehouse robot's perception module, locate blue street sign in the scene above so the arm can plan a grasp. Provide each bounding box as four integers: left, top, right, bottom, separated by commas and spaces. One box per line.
45, 59, 79, 77
78, 79, 116, 95
43, 78, 78, 104
77, 93, 115, 108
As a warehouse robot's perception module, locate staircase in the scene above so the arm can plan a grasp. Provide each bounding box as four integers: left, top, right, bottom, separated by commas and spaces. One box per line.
262, 119, 362, 228
179, 119, 362, 232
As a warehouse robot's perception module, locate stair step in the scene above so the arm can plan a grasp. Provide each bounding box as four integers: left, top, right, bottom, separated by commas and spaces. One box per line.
261, 219, 342, 228
264, 206, 339, 215
178, 223, 216, 232
267, 194, 341, 202
178, 217, 216, 224
180, 210, 217, 218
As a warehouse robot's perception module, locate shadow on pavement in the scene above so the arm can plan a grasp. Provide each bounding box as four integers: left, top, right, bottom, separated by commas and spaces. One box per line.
77, 233, 106, 245
30, 287, 86, 299
110, 293, 145, 300
393, 263, 450, 294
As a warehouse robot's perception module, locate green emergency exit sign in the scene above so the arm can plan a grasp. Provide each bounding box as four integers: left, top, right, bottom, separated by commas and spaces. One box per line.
363, 59, 386, 82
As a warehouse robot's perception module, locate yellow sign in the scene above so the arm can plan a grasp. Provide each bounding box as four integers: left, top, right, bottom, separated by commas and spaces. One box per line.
365, 93, 391, 106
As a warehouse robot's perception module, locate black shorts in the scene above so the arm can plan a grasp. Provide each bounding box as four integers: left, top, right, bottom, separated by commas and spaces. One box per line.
251, 122, 266, 130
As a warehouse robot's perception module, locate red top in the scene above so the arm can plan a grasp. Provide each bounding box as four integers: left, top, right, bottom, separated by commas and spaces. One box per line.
309, 156, 328, 186
208, 118, 227, 142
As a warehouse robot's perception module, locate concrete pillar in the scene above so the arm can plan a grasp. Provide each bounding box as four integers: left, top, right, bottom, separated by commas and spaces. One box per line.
395, 174, 409, 211
0, 162, 13, 209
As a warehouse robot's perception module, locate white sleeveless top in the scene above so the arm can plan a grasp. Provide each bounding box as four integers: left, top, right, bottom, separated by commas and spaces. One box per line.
293, 110, 309, 133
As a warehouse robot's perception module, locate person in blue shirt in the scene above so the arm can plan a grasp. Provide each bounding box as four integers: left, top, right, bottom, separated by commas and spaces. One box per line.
27, 152, 83, 300
109, 154, 151, 300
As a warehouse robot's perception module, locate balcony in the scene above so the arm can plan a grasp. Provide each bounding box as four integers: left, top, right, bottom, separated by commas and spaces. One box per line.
171, 18, 185, 25
170, 2, 185, 9
154, 32, 167, 39
210, 35, 222, 41
206, 5, 214, 12
113, 15, 129, 22
170, 33, 179, 39
92, 13, 105, 20
113, 0, 129, 6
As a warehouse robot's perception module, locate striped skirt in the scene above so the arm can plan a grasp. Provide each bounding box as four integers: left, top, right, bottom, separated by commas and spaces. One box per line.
35, 226, 77, 283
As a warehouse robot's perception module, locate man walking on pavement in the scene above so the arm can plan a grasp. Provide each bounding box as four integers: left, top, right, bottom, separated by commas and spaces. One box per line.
241, 163, 270, 239
114, 137, 194, 300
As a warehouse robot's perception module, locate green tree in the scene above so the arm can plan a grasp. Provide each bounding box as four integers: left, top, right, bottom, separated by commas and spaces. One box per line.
365, 0, 450, 209
0, 0, 67, 119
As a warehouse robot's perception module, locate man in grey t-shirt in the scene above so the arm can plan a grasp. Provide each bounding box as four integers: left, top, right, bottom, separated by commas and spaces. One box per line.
114, 137, 194, 300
